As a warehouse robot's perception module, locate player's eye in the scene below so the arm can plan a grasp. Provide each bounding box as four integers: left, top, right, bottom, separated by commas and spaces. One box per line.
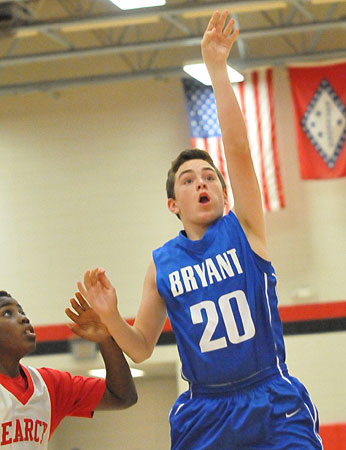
1, 309, 13, 317
184, 178, 193, 184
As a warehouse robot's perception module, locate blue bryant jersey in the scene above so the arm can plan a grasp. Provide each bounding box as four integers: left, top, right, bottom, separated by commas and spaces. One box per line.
153, 211, 287, 388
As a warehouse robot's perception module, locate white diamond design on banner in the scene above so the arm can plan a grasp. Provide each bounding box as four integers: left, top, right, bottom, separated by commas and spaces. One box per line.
301, 78, 346, 168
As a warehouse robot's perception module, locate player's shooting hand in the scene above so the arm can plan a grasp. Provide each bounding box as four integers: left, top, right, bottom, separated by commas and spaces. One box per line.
201, 10, 239, 70
77, 268, 119, 324
65, 292, 110, 343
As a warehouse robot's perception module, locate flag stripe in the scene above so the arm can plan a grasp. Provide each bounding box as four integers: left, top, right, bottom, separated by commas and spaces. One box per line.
242, 74, 265, 206
216, 138, 226, 179
253, 71, 270, 211
258, 70, 280, 211
215, 137, 230, 213
266, 69, 285, 208
258, 70, 277, 210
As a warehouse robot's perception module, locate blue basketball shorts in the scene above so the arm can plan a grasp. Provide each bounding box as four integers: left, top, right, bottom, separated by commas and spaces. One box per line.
169, 374, 323, 450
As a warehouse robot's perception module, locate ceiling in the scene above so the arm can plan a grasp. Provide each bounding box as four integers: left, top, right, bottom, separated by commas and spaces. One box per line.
0, 0, 345, 96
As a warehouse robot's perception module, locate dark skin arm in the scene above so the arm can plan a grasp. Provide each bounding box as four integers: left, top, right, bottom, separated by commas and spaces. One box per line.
65, 293, 138, 410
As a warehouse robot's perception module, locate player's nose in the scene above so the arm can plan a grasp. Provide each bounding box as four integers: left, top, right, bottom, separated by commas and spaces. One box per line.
17, 313, 30, 324
197, 178, 207, 189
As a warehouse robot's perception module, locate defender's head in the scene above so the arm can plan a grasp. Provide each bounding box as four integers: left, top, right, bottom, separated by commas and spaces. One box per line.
0, 291, 36, 360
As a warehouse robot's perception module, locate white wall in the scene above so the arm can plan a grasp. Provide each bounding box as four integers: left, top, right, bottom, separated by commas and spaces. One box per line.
0, 79, 185, 322
1, 68, 345, 448
285, 331, 346, 424
267, 67, 346, 303
1, 72, 345, 319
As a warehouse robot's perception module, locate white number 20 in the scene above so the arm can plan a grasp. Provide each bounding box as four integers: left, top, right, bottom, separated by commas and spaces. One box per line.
190, 290, 255, 353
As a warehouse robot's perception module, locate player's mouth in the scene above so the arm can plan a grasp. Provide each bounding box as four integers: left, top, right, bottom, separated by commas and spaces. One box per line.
24, 325, 36, 339
198, 193, 210, 204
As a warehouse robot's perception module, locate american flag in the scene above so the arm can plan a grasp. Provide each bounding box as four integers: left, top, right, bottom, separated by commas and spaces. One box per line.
182, 69, 285, 212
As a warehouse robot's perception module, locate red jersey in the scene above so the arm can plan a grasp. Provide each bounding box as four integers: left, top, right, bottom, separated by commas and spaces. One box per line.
0, 364, 106, 448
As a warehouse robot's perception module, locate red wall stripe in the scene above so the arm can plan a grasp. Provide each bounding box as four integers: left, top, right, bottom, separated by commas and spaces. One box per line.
33, 301, 346, 342
278, 300, 346, 323
35, 324, 75, 342
319, 423, 346, 450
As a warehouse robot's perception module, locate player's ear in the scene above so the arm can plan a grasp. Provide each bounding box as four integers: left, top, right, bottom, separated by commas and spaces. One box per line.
168, 198, 179, 215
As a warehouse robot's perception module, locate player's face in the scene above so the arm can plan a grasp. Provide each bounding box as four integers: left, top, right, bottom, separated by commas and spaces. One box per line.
168, 159, 227, 235
0, 297, 36, 358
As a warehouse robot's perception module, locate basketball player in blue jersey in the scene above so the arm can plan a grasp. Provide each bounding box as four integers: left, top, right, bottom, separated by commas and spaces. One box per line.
77, 10, 323, 450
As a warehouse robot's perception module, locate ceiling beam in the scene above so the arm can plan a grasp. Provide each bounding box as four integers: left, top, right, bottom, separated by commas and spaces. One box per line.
0, 48, 345, 96
2, 0, 289, 36
0, 18, 345, 68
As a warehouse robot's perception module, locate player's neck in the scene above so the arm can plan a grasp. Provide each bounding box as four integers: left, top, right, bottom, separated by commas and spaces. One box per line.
183, 222, 209, 241
0, 357, 21, 378
181, 212, 223, 240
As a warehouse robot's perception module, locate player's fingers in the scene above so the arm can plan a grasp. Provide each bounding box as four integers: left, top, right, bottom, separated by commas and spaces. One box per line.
223, 16, 235, 37
90, 268, 98, 285
83, 270, 92, 289
70, 297, 85, 314
65, 307, 80, 323
216, 10, 228, 33
69, 325, 85, 339
98, 270, 113, 289
206, 10, 220, 32
77, 280, 88, 299
226, 27, 239, 46
75, 292, 91, 310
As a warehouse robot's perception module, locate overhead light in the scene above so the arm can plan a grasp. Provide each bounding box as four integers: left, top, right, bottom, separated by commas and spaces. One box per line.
130, 368, 145, 378
183, 63, 244, 85
88, 368, 145, 378
16, 29, 38, 38
109, 0, 166, 10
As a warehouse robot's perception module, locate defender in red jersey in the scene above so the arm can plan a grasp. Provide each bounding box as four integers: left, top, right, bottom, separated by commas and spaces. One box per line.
0, 290, 137, 448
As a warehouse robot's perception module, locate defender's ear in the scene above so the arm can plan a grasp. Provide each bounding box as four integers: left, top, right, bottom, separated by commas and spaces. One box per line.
168, 198, 179, 215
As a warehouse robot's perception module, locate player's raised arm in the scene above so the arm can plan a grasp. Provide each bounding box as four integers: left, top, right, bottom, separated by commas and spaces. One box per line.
76, 264, 167, 364
65, 293, 137, 409
201, 11, 268, 259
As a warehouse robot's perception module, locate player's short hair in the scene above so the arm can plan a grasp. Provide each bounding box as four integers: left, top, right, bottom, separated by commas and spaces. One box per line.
166, 148, 226, 199
0, 291, 12, 298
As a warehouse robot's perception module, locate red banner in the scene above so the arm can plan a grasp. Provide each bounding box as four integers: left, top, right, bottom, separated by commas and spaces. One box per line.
288, 62, 346, 179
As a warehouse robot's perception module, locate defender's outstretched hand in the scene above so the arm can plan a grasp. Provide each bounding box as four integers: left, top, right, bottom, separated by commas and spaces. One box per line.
201, 10, 238, 70
77, 268, 118, 324
65, 292, 110, 343
66, 291, 138, 410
